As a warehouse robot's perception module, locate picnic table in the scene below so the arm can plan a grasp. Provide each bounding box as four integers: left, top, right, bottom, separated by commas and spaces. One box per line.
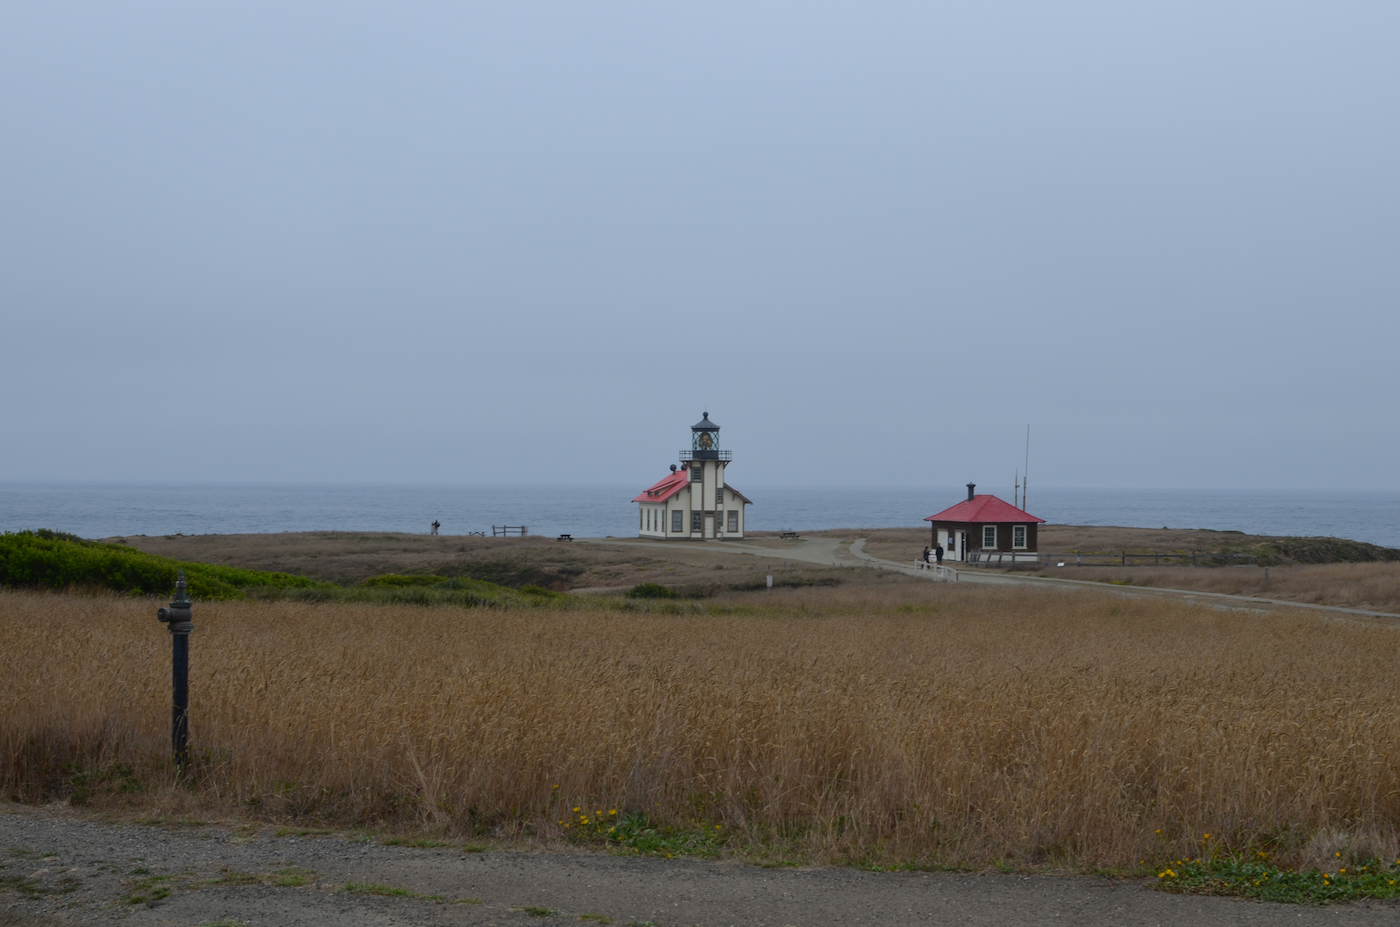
779, 531, 800, 540
557, 534, 573, 542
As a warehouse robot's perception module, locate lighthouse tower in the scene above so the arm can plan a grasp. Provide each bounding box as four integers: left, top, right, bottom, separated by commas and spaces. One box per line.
632, 412, 751, 539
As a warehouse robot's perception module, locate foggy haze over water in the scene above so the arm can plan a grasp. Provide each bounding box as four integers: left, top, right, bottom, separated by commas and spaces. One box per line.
4, 485, 1398, 550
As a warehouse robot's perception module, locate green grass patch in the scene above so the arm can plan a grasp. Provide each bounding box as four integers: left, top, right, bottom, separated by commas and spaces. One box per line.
1154, 856, 1400, 904
269, 867, 316, 887
519, 906, 563, 916
1, 874, 47, 896
344, 881, 414, 897
122, 874, 173, 904
361, 574, 449, 587
0, 530, 327, 600
559, 810, 726, 859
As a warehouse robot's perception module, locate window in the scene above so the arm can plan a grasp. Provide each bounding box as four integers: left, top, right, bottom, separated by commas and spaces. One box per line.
691, 466, 702, 482
639, 509, 644, 529
1013, 525, 1027, 549
692, 511, 702, 531
727, 510, 738, 532
716, 489, 723, 505
672, 510, 683, 533
982, 525, 997, 549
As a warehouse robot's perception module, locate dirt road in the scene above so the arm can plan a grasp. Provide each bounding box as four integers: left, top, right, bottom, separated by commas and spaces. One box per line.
4, 809, 1397, 926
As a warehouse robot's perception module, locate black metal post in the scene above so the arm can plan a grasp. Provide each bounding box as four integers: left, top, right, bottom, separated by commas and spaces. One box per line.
157, 571, 194, 769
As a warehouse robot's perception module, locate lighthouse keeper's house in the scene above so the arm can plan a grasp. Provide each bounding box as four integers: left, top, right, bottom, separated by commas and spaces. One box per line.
924, 483, 1045, 564
633, 413, 752, 540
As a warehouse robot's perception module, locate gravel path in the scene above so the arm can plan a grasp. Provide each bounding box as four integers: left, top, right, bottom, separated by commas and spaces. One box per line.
4, 808, 1398, 926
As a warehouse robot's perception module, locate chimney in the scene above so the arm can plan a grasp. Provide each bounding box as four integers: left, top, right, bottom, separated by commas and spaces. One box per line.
967, 482, 976, 502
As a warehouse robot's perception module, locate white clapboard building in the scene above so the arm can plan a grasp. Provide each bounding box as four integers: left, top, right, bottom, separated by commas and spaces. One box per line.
633, 413, 752, 540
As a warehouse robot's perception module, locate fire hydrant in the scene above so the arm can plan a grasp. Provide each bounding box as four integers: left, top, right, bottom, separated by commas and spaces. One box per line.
156, 571, 193, 768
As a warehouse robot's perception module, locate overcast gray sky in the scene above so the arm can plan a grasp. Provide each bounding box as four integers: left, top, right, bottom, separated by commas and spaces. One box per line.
2, 2, 1396, 491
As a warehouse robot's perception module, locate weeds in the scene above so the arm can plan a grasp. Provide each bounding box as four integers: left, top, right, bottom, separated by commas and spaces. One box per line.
343, 881, 413, 897
1155, 856, 1400, 904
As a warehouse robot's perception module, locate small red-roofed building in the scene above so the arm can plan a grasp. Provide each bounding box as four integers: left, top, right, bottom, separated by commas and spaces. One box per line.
924, 483, 1046, 564
633, 413, 752, 539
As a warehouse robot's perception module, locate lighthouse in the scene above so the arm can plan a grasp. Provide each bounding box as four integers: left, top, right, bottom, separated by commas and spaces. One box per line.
632, 413, 752, 539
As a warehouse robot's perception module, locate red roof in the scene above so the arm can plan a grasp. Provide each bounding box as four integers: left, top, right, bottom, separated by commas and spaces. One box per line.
924, 494, 1045, 524
632, 471, 690, 503
632, 471, 753, 505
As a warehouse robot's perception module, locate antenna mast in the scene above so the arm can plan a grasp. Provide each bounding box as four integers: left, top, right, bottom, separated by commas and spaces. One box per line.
1022, 424, 1031, 511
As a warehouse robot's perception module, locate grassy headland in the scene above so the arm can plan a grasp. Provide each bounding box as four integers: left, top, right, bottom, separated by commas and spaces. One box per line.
7, 528, 1400, 902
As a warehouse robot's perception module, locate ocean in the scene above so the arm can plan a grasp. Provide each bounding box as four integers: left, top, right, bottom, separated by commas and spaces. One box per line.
2, 484, 1399, 549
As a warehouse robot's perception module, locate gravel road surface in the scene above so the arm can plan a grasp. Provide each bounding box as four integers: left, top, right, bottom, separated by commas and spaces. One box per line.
4, 808, 1398, 926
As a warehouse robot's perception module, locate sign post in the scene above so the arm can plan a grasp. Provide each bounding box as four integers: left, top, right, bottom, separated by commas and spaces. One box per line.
156, 571, 194, 769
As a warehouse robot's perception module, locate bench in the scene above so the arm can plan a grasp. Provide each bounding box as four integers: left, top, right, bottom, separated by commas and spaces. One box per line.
465, 531, 486, 537
557, 534, 573, 542
779, 531, 800, 540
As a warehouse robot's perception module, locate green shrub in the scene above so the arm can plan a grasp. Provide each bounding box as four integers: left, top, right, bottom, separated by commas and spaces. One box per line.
627, 582, 678, 599
0, 531, 327, 600
361, 574, 449, 587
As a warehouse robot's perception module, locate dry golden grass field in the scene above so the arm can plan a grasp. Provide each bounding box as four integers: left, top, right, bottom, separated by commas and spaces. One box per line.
5, 580, 1399, 876
1041, 562, 1400, 614
858, 528, 1400, 614
118, 531, 821, 595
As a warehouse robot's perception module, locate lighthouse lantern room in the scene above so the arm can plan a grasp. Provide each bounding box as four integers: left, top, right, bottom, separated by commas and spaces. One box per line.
633, 413, 751, 540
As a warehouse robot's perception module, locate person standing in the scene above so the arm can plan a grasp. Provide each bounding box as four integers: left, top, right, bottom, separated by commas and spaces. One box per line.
430, 520, 441, 536
935, 543, 944, 565
922, 546, 931, 564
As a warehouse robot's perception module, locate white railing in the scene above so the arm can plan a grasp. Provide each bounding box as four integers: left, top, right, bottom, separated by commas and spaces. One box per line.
915, 561, 958, 581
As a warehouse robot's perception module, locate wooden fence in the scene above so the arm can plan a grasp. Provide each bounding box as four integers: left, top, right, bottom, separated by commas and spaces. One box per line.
1043, 550, 1259, 567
